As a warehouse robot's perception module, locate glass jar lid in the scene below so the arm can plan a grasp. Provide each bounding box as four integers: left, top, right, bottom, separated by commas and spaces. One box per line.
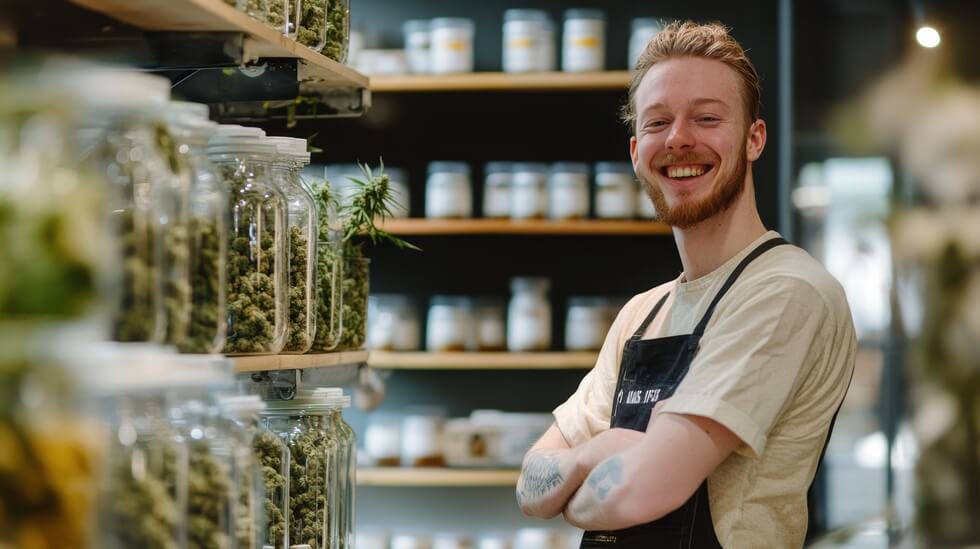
595, 161, 634, 175
430, 18, 475, 32
207, 124, 276, 155
550, 162, 590, 176
266, 135, 311, 164
564, 8, 606, 21
427, 161, 470, 177
504, 9, 549, 23
511, 276, 550, 294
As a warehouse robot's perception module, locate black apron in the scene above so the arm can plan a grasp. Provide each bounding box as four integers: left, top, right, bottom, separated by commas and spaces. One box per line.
580, 237, 788, 548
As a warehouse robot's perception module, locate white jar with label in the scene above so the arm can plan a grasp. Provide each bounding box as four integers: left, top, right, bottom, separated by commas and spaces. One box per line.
507, 277, 551, 352
401, 411, 445, 466
629, 18, 663, 69
385, 166, 411, 217
565, 297, 612, 351
364, 412, 402, 466
637, 179, 658, 219
511, 163, 548, 220
471, 298, 506, 351
562, 9, 605, 72
426, 161, 472, 218
540, 16, 557, 71
368, 295, 420, 351
548, 162, 590, 219
430, 18, 475, 74
426, 296, 470, 351
404, 19, 431, 74
502, 9, 548, 73
483, 161, 513, 218
594, 162, 637, 218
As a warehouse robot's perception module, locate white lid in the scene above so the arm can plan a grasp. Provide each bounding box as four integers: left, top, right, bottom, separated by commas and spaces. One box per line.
208, 125, 276, 154
40, 62, 170, 112
82, 342, 234, 395
267, 136, 312, 163
218, 394, 267, 417
167, 101, 217, 135
511, 276, 550, 294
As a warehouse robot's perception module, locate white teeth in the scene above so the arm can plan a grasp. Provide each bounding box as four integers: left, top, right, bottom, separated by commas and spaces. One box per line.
666, 165, 706, 179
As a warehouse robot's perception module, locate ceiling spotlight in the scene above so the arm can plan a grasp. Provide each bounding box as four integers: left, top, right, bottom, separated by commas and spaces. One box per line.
916, 25, 941, 48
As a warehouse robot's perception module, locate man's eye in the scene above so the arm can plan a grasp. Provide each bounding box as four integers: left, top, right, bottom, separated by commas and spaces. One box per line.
697, 116, 720, 123
645, 120, 668, 129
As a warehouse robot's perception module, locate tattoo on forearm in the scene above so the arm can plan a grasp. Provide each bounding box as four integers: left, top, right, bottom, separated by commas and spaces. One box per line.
518, 453, 564, 503
587, 456, 623, 502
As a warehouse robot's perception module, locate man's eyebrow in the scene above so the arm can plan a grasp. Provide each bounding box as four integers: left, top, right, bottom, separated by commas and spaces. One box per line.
640, 98, 729, 116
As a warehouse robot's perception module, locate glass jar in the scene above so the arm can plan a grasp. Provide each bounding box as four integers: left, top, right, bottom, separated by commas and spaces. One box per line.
430, 18, 475, 74
265, 0, 287, 34
295, 0, 327, 49
426, 161, 472, 219
307, 172, 344, 353
401, 410, 446, 467
263, 393, 341, 549
167, 102, 229, 354
269, 136, 318, 354
507, 277, 551, 352
511, 162, 549, 220
629, 18, 663, 69
368, 294, 421, 351
471, 298, 506, 351
426, 295, 471, 352
220, 395, 290, 549
594, 162, 637, 219
73, 70, 174, 343
323, 0, 351, 62
502, 9, 548, 73
321, 389, 356, 549
364, 412, 402, 466
241, 0, 270, 25
386, 166, 411, 218
483, 162, 513, 219
548, 162, 590, 220
208, 125, 288, 355
637, 179, 658, 219
403, 19, 430, 74
562, 9, 606, 72
565, 297, 611, 351
540, 16, 557, 72
337, 251, 369, 351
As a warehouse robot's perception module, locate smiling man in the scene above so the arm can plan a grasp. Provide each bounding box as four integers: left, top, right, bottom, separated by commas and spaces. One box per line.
516, 21, 857, 548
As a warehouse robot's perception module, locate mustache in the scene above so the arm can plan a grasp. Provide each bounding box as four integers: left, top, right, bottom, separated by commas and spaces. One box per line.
657, 152, 717, 166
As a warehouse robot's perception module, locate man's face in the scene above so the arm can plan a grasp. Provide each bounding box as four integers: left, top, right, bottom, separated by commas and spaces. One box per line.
630, 56, 765, 229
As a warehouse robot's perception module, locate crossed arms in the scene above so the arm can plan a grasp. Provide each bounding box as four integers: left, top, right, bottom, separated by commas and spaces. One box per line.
516, 406, 742, 531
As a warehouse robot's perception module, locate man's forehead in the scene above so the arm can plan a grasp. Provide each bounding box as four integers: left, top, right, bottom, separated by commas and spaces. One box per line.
635, 57, 741, 109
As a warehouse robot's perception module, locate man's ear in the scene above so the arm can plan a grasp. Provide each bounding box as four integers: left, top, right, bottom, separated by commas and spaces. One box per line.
746, 119, 766, 162
629, 135, 639, 170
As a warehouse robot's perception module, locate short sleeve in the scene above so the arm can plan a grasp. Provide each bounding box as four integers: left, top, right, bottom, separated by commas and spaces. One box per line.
660, 277, 832, 456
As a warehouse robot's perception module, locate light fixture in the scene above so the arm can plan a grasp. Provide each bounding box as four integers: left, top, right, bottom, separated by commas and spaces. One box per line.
916, 25, 941, 48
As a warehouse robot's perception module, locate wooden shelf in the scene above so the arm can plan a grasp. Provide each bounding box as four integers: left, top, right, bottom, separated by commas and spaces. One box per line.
380, 218, 671, 236
368, 351, 596, 370
231, 351, 369, 373
371, 71, 631, 92
68, 0, 369, 89
358, 467, 520, 487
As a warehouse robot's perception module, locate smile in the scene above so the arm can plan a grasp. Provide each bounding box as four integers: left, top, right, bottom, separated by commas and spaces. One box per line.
659, 163, 715, 183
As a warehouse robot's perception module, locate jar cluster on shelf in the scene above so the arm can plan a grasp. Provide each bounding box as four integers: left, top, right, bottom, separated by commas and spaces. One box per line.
223, 0, 351, 62
357, 526, 583, 549
368, 278, 622, 353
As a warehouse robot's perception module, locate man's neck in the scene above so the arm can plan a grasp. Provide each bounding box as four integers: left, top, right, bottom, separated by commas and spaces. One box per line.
672, 179, 768, 282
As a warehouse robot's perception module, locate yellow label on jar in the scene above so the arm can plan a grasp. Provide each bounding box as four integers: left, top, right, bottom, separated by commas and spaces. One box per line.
440, 39, 467, 51
572, 36, 600, 48
508, 37, 536, 48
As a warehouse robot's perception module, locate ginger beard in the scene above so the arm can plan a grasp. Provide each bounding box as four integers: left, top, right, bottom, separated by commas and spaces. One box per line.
640, 132, 749, 229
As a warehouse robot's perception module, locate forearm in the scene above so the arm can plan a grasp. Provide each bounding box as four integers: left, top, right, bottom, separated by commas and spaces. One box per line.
564, 455, 634, 530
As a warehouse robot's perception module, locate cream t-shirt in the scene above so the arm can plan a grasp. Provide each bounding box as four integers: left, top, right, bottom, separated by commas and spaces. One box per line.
553, 231, 857, 548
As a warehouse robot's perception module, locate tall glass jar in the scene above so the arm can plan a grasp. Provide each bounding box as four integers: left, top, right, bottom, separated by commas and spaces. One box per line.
548, 162, 590, 220
321, 389, 356, 549
72, 70, 175, 343
295, 0, 324, 50
507, 277, 552, 352
307, 173, 344, 353
323, 0, 350, 62
263, 393, 340, 549
268, 136, 318, 354
594, 162, 637, 219
483, 162, 513, 219
511, 162, 548, 220
426, 161, 472, 219
338, 250, 369, 351
167, 102, 229, 354
208, 126, 288, 355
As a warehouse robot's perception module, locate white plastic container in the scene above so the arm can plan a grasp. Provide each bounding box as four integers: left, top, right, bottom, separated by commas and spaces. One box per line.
594, 162, 637, 218
385, 166, 411, 217
444, 411, 552, 467
502, 9, 547, 73
507, 277, 551, 352
426, 296, 471, 351
565, 297, 612, 351
477, 534, 512, 549
471, 298, 506, 351
430, 18, 475, 74
401, 412, 445, 467
562, 9, 605, 72
548, 162, 590, 220
368, 294, 420, 351
364, 413, 402, 466
540, 17, 557, 71
629, 18, 663, 69
433, 533, 474, 549
514, 529, 564, 549
637, 180, 657, 219
483, 162, 513, 219
510, 162, 549, 220
425, 161, 472, 218
404, 19, 431, 74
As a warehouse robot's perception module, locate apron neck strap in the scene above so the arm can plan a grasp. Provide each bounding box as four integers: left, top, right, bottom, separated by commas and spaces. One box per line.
629, 292, 671, 341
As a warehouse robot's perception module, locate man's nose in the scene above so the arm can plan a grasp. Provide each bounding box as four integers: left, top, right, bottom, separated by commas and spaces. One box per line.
665, 119, 695, 151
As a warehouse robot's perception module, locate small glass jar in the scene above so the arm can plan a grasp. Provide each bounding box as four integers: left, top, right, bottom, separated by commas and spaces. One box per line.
511, 162, 549, 220
208, 125, 289, 355
471, 298, 506, 351
268, 136, 318, 354
321, 390, 356, 549
307, 168, 344, 353
241, 0, 270, 25
368, 294, 421, 351
502, 9, 548, 73
385, 166, 411, 218
401, 410, 446, 467
483, 161, 513, 219
426, 295, 471, 352
167, 102, 230, 354
548, 162, 590, 220
338, 251, 370, 351
594, 162, 637, 219
295, 0, 327, 50
263, 392, 341, 549
562, 9, 606, 72
364, 412, 402, 466
637, 180, 658, 219
507, 277, 552, 352
430, 18, 475, 74
629, 18, 663, 69
565, 297, 612, 351
404, 19, 431, 74
426, 161, 473, 219
321, 0, 350, 62
540, 16, 557, 71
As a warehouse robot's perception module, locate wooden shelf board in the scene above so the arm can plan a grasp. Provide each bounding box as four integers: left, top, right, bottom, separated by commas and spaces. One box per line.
371, 71, 631, 92
68, 0, 369, 89
368, 351, 596, 370
231, 351, 369, 373
380, 218, 671, 236
358, 467, 520, 487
